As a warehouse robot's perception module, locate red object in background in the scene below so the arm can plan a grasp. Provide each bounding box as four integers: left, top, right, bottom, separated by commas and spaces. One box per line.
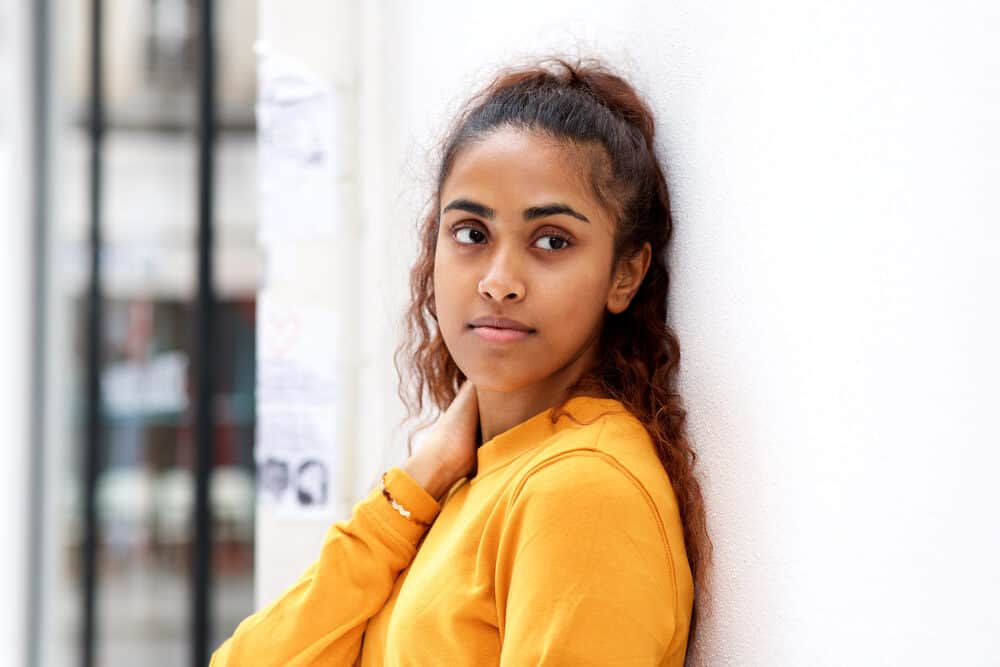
125, 300, 155, 361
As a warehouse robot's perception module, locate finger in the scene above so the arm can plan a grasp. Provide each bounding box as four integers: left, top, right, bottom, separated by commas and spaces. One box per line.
460, 383, 478, 413
456, 381, 476, 405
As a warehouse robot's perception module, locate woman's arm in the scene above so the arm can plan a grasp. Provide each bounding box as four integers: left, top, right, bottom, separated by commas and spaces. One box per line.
210, 460, 445, 667
495, 452, 689, 666
211, 381, 479, 666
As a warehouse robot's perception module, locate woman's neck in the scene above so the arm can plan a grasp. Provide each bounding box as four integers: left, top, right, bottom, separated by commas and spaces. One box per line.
475, 337, 603, 443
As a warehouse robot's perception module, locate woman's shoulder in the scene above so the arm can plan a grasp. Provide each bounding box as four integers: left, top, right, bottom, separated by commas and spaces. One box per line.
504, 420, 689, 590
517, 395, 686, 551
494, 405, 694, 661
542, 395, 663, 480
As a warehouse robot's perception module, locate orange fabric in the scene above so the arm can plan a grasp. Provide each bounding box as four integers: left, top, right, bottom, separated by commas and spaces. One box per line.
211, 396, 693, 666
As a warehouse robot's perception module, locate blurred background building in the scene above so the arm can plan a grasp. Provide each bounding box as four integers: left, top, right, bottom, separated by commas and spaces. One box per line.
3, 0, 258, 664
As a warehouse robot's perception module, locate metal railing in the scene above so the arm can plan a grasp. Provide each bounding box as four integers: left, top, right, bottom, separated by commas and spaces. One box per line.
74, 1, 219, 665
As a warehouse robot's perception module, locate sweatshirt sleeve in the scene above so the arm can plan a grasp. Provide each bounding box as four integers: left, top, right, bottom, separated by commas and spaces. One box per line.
494, 452, 683, 666
210, 466, 441, 667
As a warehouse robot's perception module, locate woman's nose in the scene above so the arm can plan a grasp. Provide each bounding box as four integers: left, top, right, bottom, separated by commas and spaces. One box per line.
477, 251, 525, 302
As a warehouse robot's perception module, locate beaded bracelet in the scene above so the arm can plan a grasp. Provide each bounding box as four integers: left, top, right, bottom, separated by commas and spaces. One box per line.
380, 472, 432, 527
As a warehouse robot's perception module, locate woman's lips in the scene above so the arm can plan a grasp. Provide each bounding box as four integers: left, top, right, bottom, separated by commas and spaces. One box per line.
470, 326, 534, 343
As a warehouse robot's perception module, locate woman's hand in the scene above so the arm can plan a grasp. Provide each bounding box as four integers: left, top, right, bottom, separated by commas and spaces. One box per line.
403, 380, 480, 501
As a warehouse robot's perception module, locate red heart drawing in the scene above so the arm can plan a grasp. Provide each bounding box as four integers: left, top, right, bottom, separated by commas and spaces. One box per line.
265, 313, 302, 359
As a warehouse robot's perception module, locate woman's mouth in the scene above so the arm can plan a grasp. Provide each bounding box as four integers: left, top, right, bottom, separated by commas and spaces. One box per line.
467, 315, 535, 343
469, 325, 534, 343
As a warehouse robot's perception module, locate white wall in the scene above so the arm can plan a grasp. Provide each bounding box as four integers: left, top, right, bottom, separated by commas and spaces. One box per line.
0, 0, 34, 664
257, 1, 1000, 664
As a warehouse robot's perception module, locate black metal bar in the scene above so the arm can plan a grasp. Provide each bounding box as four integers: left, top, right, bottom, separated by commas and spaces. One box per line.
83, 0, 104, 666
28, 0, 51, 665
192, 0, 217, 664
26, 0, 51, 667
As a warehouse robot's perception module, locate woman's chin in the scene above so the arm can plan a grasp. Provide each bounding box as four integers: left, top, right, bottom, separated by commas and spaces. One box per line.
457, 368, 532, 394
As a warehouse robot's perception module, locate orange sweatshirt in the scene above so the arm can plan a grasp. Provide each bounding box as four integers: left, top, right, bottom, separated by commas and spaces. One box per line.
211, 396, 694, 665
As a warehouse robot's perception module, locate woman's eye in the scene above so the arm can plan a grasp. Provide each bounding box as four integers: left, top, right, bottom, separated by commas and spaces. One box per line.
533, 234, 571, 251
454, 227, 487, 244
453, 226, 571, 251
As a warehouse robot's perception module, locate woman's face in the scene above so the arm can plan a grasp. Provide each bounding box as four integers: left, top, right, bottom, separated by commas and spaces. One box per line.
433, 126, 644, 394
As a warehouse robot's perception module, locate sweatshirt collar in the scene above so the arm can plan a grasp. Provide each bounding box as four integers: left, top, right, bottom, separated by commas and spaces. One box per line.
472, 395, 629, 481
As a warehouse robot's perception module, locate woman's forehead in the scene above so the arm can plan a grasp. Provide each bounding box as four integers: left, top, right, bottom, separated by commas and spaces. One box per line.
442, 128, 605, 214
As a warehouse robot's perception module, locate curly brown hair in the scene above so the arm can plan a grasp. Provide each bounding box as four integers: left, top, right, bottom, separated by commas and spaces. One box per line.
392, 55, 713, 644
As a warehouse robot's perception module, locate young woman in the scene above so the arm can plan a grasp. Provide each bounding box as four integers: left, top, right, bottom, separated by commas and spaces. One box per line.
213, 55, 712, 666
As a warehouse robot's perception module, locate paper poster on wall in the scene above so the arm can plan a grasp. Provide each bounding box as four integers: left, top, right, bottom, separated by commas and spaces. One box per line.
255, 405, 339, 517
254, 40, 339, 243
257, 299, 339, 406
256, 295, 341, 517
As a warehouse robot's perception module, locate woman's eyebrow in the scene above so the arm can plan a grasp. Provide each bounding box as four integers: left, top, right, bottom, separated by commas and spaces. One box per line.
524, 203, 590, 223
442, 198, 495, 219
441, 198, 590, 224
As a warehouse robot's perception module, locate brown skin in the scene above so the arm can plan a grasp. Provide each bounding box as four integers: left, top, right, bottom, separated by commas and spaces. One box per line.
402, 380, 480, 500
405, 127, 651, 497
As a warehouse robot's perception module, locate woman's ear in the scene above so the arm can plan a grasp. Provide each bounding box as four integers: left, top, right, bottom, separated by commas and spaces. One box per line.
606, 241, 652, 314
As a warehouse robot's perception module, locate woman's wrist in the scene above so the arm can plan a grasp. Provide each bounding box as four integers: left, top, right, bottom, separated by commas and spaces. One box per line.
402, 452, 458, 502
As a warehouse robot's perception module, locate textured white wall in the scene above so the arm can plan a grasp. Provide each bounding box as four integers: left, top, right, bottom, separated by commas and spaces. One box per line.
259, 1, 1000, 663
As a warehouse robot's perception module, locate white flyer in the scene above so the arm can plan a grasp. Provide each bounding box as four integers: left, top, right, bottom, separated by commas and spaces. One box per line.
255, 297, 341, 517
255, 41, 339, 243
256, 299, 339, 406
255, 405, 339, 518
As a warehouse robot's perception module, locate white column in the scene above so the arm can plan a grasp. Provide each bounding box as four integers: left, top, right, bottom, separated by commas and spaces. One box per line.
254, 0, 366, 608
